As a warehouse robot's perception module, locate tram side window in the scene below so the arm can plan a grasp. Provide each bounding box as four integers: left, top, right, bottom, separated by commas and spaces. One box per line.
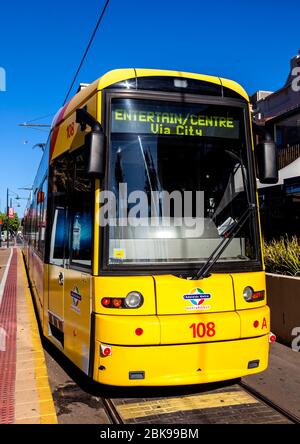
48, 155, 69, 267
49, 207, 66, 266
69, 151, 92, 269
31, 190, 39, 250
26, 210, 33, 247
37, 178, 47, 257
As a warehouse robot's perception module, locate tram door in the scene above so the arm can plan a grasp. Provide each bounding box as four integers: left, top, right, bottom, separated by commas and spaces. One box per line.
47, 155, 69, 347
62, 151, 93, 374
47, 150, 93, 370
48, 206, 67, 347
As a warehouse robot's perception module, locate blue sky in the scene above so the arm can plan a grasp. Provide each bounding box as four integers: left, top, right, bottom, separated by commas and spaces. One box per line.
0, 0, 299, 216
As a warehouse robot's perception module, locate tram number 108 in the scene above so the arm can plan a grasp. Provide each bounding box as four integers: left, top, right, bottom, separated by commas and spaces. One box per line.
189, 322, 216, 338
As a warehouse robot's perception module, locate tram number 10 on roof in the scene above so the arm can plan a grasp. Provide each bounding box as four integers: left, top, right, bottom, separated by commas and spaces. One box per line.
189, 322, 216, 338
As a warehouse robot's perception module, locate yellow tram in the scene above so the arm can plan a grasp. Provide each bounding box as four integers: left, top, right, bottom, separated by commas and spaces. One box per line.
23, 68, 278, 386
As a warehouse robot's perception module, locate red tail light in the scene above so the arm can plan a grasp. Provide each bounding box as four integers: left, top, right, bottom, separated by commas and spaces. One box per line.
102, 297, 111, 307
252, 291, 265, 301
269, 332, 276, 343
103, 347, 111, 356
112, 298, 122, 308
100, 344, 112, 356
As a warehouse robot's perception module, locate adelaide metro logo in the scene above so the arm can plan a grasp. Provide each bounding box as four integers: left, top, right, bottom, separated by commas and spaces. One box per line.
183, 287, 211, 311
70, 286, 82, 314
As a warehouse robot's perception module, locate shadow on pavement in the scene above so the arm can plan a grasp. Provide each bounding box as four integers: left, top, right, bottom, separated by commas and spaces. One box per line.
42, 337, 239, 400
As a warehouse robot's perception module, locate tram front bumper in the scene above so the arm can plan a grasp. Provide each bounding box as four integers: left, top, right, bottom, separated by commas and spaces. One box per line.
93, 307, 270, 386
94, 334, 269, 386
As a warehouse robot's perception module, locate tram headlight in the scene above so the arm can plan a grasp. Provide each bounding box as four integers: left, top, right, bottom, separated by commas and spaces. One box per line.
243, 286, 254, 302
243, 286, 265, 302
124, 291, 143, 308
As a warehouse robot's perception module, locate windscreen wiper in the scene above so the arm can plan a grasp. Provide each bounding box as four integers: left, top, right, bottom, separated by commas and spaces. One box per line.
191, 203, 256, 280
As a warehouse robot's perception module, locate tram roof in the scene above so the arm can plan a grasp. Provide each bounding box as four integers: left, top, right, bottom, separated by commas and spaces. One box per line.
51, 68, 248, 129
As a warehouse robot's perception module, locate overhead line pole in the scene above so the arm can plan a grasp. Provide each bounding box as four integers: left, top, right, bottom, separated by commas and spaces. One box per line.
18, 123, 51, 128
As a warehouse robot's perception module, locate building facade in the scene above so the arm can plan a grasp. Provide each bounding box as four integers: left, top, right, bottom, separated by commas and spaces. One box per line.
251, 50, 300, 239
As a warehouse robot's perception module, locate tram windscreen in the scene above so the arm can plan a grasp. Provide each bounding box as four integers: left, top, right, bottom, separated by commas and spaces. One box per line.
104, 98, 260, 267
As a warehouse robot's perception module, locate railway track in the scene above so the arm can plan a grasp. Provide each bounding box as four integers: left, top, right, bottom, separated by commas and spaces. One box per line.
100, 381, 299, 425
102, 397, 124, 424
238, 381, 300, 425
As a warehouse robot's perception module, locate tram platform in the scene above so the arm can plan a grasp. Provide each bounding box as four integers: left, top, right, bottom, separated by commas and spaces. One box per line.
0, 247, 57, 424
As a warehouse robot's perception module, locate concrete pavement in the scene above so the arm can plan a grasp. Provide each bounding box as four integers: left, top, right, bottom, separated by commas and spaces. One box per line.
0, 248, 57, 424
243, 341, 300, 419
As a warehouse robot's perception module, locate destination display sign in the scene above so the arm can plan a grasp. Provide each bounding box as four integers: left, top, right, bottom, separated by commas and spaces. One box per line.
111, 99, 240, 139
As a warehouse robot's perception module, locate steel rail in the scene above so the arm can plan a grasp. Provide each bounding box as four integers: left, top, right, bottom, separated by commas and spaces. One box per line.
101, 397, 124, 424
239, 380, 300, 424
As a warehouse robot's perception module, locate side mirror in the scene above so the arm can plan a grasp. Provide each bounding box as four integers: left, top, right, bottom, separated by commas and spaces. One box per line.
85, 130, 106, 178
76, 108, 106, 179
255, 140, 278, 184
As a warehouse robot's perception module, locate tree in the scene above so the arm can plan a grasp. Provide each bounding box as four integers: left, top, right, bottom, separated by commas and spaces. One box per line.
0, 212, 20, 234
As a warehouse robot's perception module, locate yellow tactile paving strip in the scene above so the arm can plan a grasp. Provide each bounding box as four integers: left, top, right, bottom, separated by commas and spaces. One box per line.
14, 250, 57, 424
116, 390, 259, 420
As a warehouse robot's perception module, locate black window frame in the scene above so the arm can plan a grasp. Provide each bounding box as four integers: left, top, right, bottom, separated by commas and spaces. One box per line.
68, 148, 94, 272
36, 175, 48, 258
46, 146, 94, 273
47, 153, 70, 268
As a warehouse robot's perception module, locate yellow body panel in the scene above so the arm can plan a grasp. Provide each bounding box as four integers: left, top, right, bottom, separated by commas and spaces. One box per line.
95, 312, 240, 346
154, 274, 235, 314
94, 306, 269, 346
93, 178, 101, 275
51, 79, 99, 129
96, 68, 248, 101
95, 334, 269, 386
46, 265, 92, 374
238, 305, 270, 337
63, 269, 91, 374
97, 68, 136, 91
48, 264, 64, 321
231, 271, 267, 310
95, 314, 161, 345
42, 264, 49, 337
51, 93, 97, 160
219, 77, 248, 101
93, 275, 156, 315
159, 311, 240, 344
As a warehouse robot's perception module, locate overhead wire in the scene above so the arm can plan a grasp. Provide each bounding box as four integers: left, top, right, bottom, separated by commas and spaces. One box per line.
62, 0, 111, 106
19, 1, 110, 134
26, 113, 55, 123
25, 127, 50, 133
